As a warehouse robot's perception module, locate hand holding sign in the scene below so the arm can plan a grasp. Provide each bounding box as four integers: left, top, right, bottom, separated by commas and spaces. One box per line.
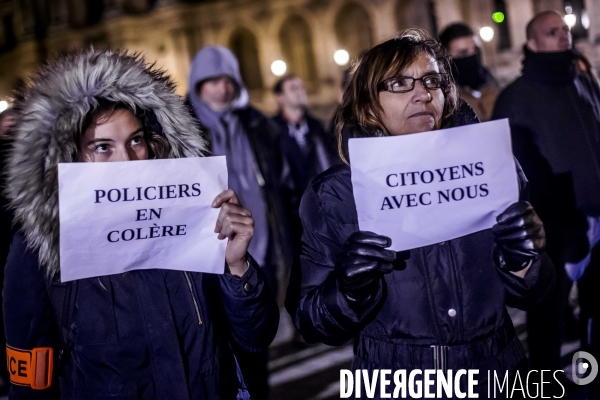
59, 157, 229, 282
212, 189, 253, 277
349, 119, 520, 251
336, 231, 396, 307
492, 201, 546, 272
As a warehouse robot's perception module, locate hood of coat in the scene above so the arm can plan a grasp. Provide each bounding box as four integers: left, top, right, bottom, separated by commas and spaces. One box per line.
7, 49, 208, 276
188, 46, 249, 112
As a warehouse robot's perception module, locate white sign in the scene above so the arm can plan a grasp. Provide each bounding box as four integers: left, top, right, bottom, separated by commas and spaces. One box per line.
59, 157, 228, 282
349, 119, 519, 252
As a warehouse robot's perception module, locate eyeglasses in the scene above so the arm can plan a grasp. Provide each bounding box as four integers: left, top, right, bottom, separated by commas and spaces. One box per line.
378, 73, 448, 93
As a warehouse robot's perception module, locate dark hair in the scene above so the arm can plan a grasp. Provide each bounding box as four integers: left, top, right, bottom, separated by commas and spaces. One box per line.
438, 23, 475, 50
77, 101, 170, 160
335, 29, 459, 163
341, 68, 352, 90
273, 74, 299, 94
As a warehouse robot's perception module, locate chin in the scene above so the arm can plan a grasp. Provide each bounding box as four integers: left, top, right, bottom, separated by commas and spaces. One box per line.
411, 121, 436, 134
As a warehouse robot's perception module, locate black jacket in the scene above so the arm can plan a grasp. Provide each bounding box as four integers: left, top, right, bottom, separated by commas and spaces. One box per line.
4, 231, 279, 400
271, 111, 339, 264
285, 105, 554, 397
271, 111, 338, 198
493, 48, 600, 262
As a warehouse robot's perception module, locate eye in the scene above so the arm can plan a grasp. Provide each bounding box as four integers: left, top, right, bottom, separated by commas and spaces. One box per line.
423, 74, 445, 89
131, 135, 144, 146
389, 78, 413, 92
94, 144, 110, 154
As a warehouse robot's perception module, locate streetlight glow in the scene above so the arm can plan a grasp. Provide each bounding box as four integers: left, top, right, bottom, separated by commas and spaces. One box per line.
582, 10, 590, 30
333, 49, 350, 66
564, 14, 577, 29
479, 26, 495, 42
271, 60, 287, 77
0, 101, 8, 113
492, 12, 505, 23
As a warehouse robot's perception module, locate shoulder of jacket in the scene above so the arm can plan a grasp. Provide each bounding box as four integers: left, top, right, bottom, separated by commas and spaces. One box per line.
307, 164, 351, 197
451, 100, 480, 127
493, 78, 529, 114
498, 77, 527, 98
238, 106, 267, 125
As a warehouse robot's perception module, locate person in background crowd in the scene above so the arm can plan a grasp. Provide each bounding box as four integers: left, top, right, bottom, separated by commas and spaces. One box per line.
0, 109, 15, 140
493, 10, 600, 396
272, 74, 337, 182
188, 45, 293, 400
286, 30, 554, 399
3, 49, 279, 400
271, 74, 338, 268
439, 22, 500, 121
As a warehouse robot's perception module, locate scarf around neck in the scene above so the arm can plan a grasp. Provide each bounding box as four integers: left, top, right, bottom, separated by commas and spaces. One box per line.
522, 46, 577, 85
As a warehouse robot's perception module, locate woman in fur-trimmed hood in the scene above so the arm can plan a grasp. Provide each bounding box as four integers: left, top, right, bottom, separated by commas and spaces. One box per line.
4, 48, 278, 399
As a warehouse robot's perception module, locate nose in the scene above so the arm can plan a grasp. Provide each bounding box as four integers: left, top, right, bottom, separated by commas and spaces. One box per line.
412, 80, 432, 103
218, 79, 229, 91
111, 147, 132, 162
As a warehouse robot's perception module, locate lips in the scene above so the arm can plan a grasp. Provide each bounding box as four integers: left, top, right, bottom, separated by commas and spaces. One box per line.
408, 111, 434, 118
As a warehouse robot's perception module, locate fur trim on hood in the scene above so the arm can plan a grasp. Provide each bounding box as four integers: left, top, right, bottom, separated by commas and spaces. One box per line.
7, 49, 208, 276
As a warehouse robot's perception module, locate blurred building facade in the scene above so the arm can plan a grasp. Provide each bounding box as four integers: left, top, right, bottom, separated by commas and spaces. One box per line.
1, 0, 600, 119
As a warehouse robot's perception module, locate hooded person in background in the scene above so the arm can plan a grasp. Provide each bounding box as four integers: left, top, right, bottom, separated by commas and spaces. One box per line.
188, 45, 293, 400
439, 22, 500, 121
493, 10, 600, 395
3, 49, 279, 400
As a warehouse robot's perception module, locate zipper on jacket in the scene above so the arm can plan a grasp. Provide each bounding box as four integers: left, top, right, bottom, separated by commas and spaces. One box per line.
183, 271, 203, 325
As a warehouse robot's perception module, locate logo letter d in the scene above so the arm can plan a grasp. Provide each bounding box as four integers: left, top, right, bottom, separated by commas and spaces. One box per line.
572, 351, 598, 385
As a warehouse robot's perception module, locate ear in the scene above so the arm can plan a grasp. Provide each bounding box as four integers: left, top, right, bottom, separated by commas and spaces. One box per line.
526, 39, 538, 52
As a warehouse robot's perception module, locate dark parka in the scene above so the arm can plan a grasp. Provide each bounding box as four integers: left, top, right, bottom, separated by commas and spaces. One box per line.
286, 103, 554, 398
3, 50, 279, 400
492, 47, 600, 262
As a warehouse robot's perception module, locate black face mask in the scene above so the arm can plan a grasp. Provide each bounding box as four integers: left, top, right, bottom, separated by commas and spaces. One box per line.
451, 51, 489, 90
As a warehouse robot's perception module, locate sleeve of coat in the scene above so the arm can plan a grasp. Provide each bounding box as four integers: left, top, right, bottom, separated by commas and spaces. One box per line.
493, 160, 556, 310
285, 185, 385, 346
4, 231, 60, 400
219, 255, 279, 353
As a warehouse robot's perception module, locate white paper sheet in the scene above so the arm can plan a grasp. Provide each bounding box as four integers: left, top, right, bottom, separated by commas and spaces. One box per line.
349, 119, 519, 252
58, 157, 228, 282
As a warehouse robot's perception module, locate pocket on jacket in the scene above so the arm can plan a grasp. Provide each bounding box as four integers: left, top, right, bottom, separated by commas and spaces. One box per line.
71, 276, 118, 345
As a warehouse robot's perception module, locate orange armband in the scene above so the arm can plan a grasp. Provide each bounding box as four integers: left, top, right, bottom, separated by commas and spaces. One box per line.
6, 345, 53, 390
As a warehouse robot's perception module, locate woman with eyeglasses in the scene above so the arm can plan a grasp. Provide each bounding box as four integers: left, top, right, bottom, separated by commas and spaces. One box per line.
285, 30, 554, 398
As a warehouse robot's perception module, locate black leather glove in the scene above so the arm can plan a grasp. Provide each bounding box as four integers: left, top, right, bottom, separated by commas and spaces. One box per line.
492, 201, 546, 272
335, 231, 396, 306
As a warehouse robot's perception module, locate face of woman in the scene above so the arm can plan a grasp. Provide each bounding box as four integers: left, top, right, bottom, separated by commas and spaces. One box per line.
378, 52, 445, 136
79, 109, 149, 162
